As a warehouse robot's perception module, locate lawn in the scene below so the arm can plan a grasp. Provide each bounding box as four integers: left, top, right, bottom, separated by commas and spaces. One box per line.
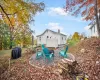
0, 48, 27, 57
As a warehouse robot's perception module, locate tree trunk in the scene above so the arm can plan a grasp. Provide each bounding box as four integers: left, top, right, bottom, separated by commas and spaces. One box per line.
32, 35, 34, 48
0, 5, 14, 49
95, 0, 100, 37
9, 35, 12, 49
0, 38, 2, 50
9, 28, 13, 49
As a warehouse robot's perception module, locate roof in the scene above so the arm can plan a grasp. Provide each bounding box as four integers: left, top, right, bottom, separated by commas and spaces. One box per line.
37, 29, 67, 37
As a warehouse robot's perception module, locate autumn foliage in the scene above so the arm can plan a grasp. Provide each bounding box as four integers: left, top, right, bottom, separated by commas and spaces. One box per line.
0, 0, 45, 27
0, 0, 45, 49
72, 32, 80, 40
66, 0, 100, 21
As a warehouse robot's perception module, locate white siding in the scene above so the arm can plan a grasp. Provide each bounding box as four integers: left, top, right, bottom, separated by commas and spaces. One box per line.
46, 39, 58, 47
37, 30, 67, 47
90, 24, 99, 37
60, 35, 66, 45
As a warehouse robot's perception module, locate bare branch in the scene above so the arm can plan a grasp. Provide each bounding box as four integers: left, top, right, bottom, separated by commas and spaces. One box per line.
0, 9, 25, 16
0, 5, 13, 27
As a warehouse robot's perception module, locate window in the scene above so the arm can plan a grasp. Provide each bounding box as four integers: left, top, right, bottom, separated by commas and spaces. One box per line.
39, 37, 41, 41
94, 26, 95, 33
47, 36, 49, 38
62, 37, 63, 40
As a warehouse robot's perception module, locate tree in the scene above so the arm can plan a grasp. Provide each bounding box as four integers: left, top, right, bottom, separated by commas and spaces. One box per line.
0, 22, 10, 49
66, 0, 100, 36
0, 0, 45, 48
34, 39, 37, 45
13, 24, 34, 47
72, 32, 80, 41
0, 0, 45, 26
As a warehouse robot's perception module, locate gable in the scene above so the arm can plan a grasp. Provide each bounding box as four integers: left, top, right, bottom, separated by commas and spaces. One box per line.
36, 29, 47, 37
37, 29, 67, 37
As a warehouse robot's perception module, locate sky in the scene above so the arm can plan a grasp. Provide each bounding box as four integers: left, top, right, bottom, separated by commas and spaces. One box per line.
30, 0, 91, 37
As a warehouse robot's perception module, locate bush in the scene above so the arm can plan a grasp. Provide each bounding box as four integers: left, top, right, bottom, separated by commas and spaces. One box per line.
67, 39, 79, 47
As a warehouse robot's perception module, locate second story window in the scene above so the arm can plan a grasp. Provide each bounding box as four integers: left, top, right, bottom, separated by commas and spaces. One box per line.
47, 36, 49, 38
62, 37, 63, 40
39, 37, 41, 41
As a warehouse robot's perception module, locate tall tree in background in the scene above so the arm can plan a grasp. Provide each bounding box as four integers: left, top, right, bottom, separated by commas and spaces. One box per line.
0, 22, 10, 49
13, 24, 33, 47
0, 0, 45, 48
72, 32, 80, 41
66, 0, 100, 36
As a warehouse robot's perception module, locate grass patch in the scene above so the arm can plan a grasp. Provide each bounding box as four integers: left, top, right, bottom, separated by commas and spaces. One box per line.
0, 48, 30, 75
0, 48, 27, 57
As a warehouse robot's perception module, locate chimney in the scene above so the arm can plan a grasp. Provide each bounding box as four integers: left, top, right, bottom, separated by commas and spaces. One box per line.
58, 29, 60, 33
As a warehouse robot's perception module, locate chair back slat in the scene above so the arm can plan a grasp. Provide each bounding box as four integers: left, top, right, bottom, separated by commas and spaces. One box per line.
41, 44, 45, 49
43, 48, 50, 56
64, 45, 68, 54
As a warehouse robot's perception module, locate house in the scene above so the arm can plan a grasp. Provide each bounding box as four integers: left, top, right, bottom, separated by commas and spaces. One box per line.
89, 23, 99, 37
37, 29, 67, 47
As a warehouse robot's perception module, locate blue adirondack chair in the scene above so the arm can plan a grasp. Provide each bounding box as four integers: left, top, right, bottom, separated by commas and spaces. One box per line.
35, 44, 45, 59
59, 45, 68, 58
43, 47, 54, 62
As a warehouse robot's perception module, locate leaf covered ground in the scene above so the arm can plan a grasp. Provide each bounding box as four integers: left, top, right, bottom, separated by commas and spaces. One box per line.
0, 38, 100, 80
0, 51, 66, 80
68, 37, 100, 80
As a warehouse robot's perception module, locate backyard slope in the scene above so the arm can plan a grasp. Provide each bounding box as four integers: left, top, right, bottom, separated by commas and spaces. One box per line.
68, 38, 100, 80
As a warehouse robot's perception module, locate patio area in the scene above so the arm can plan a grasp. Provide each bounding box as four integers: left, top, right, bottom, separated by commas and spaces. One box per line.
29, 46, 75, 69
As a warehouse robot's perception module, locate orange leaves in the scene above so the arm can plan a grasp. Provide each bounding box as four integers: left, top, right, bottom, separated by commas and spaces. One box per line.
82, 10, 87, 16
97, 0, 100, 7
89, 6, 94, 15
82, 6, 95, 21
0, 0, 45, 28
66, 0, 100, 21
3, 16, 15, 27
77, 0, 84, 4
10, 17, 15, 26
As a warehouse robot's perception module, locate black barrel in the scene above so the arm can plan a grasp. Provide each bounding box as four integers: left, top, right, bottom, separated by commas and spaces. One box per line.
11, 48, 18, 59
11, 47, 22, 59
17, 47, 21, 58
